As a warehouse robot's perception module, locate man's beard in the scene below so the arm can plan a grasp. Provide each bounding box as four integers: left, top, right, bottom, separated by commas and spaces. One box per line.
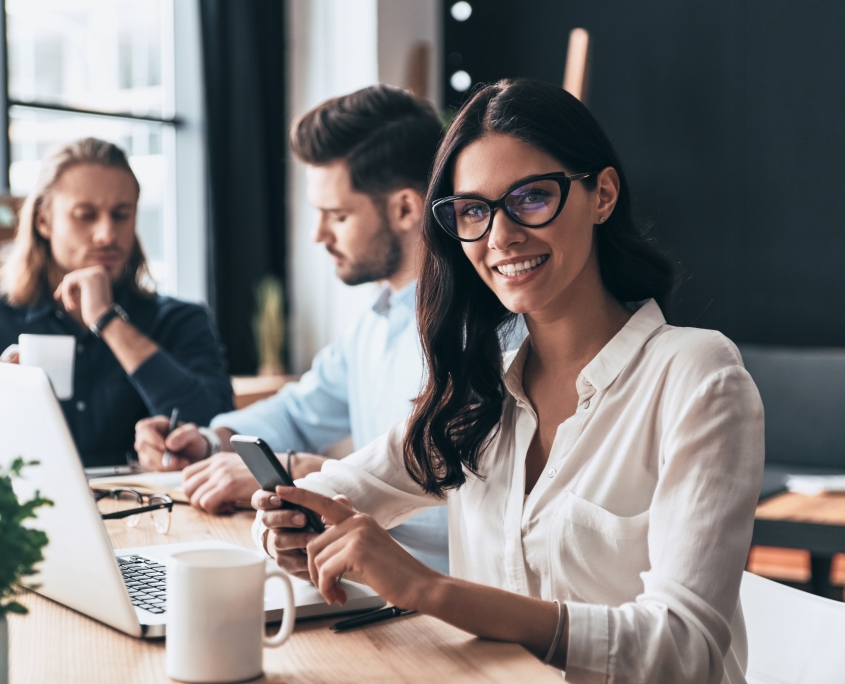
336, 214, 403, 286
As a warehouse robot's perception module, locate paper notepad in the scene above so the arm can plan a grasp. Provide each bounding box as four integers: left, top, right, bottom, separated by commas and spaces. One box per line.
785, 475, 845, 496
89, 471, 187, 503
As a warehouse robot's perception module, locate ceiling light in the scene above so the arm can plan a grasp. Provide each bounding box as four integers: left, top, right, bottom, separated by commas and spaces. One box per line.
450, 70, 471, 92
450, 2, 472, 22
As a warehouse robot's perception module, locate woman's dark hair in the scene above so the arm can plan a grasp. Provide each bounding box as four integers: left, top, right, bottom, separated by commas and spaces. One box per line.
404, 78, 675, 497
290, 84, 443, 196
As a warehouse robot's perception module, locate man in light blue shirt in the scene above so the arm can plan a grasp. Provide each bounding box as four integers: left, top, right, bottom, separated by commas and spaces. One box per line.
134, 85, 450, 572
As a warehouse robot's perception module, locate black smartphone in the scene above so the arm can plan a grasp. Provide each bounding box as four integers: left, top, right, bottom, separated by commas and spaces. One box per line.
230, 435, 325, 533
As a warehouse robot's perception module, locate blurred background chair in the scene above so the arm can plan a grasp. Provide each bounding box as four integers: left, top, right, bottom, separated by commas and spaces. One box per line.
741, 346, 845, 599
741, 571, 845, 684
741, 346, 845, 499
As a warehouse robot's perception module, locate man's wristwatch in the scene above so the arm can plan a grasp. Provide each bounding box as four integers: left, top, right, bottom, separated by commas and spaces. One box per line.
89, 303, 129, 338
198, 427, 222, 459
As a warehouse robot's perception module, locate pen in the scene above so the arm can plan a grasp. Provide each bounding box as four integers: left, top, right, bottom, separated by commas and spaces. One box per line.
330, 606, 416, 632
161, 407, 179, 468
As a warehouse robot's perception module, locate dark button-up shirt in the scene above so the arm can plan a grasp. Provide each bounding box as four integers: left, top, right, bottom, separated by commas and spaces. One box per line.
0, 287, 234, 466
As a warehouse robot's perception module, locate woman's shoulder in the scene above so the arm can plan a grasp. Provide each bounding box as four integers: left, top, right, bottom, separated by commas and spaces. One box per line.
646, 323, 747, 385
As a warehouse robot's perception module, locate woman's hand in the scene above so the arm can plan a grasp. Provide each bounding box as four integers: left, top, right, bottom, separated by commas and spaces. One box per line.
253, 486, 440, 609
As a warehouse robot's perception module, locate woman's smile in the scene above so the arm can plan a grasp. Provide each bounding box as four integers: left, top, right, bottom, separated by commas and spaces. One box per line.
490, 253, 550, 283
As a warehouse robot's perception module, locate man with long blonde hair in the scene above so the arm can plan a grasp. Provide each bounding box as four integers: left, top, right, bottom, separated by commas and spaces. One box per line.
0, 137, 233, 466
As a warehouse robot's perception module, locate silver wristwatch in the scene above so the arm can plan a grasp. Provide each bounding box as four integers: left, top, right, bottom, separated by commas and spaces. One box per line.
197, 427, 222, 458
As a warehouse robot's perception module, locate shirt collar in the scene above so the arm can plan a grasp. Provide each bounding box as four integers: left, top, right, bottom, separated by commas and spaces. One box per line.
371, 280, 417, 316
24, 296, 59, 323
503, 299, 666, 398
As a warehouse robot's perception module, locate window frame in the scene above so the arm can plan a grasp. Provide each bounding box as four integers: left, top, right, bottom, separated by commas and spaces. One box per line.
0, 0, 207, 302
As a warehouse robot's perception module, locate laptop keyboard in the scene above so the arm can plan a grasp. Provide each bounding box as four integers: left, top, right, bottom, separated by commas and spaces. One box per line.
117, 555, 167, 614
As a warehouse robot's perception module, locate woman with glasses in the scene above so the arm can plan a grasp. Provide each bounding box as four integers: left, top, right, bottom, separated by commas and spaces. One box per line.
255, 79, 763, 683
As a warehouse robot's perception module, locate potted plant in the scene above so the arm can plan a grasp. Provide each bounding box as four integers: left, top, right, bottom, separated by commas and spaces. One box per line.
0, 458, 52, 684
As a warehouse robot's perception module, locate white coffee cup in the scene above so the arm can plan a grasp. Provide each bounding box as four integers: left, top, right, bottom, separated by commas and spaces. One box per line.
12, 334, 76, 400
166, 548, 296, 683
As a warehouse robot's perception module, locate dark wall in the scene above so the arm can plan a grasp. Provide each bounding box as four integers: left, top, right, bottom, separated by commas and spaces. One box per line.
444, 1, 845, 345
201, 0, 288, 374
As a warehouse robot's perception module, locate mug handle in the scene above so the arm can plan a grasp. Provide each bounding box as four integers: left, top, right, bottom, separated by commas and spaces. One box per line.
264, 567, 296, 647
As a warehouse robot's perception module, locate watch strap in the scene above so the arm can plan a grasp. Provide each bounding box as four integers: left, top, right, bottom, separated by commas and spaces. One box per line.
89, 303, 129, 338
198, 427, 222, 458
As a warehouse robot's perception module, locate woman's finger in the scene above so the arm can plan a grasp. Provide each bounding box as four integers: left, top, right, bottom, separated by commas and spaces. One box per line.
273, 529, 321, 553
311, 536, 354, 605
274, 485, 355, 526
262, 508, 312, 529
252, 489, 280, 510
305, 524, 354, 603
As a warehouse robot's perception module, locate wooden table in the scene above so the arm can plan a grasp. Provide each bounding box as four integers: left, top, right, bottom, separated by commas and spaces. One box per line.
8, 505, 561, 683
231, 375, 298, 410
753, 491, 845, 598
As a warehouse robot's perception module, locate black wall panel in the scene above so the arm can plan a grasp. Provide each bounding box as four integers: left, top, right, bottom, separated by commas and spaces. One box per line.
443, 1, 845, 345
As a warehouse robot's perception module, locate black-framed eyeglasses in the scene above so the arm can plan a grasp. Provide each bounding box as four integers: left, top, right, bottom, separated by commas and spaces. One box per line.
431, 171, 593, 242
94, 487, 173, 535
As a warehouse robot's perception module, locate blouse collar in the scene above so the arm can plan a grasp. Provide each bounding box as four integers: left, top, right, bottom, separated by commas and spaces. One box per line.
504, 299, 667, 399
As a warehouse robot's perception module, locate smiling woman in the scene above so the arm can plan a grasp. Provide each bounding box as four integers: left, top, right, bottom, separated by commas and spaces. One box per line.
0, 138, 233, 467
256, 80, 764, 683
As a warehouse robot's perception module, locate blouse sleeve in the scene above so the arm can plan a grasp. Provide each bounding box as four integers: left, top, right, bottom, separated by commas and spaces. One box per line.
565, 365, 764, 684
253, 422, 443, 552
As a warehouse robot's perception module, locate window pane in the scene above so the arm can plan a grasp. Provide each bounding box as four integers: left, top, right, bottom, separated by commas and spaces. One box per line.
6, 0, 168, 117
9, 105, 171, 287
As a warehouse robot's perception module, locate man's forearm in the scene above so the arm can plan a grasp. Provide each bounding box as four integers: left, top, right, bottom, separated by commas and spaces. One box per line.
101, 318, 158, 374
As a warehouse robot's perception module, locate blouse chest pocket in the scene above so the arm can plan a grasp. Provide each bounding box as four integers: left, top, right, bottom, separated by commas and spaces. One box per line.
548, 492, 651, 606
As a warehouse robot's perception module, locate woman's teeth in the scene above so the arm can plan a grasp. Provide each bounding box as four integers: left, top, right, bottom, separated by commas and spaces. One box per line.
495, 254, 549, 277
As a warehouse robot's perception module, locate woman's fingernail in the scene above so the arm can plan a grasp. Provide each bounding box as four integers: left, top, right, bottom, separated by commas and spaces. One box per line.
292, 513, 306, 526
269, 496, 281, 507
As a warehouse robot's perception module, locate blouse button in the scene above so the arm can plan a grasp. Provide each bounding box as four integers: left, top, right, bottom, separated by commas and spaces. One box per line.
76, 401, 86, 412
77, 343, 84, 354
582, 399, 591, 409
547, 468, 556, 478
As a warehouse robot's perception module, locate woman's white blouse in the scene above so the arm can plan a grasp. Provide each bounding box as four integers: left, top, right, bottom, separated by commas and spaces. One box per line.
256, 300, 764, 684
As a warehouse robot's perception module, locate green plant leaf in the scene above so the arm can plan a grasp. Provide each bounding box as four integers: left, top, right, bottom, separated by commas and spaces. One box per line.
0, 459, 51, 617
3, 601, 28, 615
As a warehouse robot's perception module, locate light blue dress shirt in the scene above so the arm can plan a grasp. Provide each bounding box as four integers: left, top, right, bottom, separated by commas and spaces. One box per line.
211, 281, 450, 573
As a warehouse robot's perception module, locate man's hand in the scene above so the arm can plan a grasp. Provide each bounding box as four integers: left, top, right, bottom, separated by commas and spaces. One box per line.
53, 265, 113, 327
134, 416, 209, 471
182, 452, 258, 514
182, 451, 328, 516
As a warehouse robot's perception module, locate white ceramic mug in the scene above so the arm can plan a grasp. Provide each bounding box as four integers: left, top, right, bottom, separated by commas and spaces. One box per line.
9, 334, 76, 400
166, 548, 296, 683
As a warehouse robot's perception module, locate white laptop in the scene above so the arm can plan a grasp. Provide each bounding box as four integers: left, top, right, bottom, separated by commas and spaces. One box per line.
0, 363, 384, 638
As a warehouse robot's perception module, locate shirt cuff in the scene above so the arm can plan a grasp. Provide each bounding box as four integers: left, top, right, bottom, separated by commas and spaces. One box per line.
252, 512, 271, 557
563, 601, 609, 683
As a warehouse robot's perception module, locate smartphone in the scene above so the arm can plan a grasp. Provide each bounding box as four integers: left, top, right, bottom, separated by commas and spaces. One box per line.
230, 435, 325, 533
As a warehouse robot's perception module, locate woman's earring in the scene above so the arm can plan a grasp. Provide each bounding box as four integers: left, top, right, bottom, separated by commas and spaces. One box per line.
599, 216, 607, 223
